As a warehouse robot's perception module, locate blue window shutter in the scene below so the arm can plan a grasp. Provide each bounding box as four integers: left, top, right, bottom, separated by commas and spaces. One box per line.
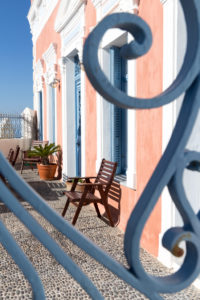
110, 47, 127, 175
110, 47, 121, 89
112, 105, 122, 174
74, 55, 81, 176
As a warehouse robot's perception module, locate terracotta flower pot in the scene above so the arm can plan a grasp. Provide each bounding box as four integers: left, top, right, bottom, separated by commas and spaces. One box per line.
37, 163, 57, 180
66, 180, 85, 192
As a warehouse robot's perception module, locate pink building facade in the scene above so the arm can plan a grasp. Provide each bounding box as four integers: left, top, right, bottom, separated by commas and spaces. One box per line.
28, 0, 198, 283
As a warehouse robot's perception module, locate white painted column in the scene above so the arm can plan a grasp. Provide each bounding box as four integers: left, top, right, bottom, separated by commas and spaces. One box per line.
66, 58, 76, 177
60, 57, 68, 178
54, 87, 58, 146
158, 0, 178, 268
96, 48, 104, 173
79, 51, 86, 176
46, 84, 51, 143
96, 93, 103, 173
126, 33, 137, 189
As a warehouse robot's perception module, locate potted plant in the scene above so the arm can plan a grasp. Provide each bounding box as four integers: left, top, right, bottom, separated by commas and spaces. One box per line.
28, 143, 61, 180
66, 178, 85, 192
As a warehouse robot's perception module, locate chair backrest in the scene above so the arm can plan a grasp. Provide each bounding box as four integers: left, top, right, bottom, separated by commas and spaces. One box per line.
7, 148, 14, 164
107, 180, 121, 203
12, 145, 20, 166
95, 159, 117, 195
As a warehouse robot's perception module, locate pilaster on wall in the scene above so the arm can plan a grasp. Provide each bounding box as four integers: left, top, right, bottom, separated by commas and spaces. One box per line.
57, 0, 86, 176
59, 57, 68, 177
60, 57, 77, 177
158, 0, 178, 268
34, 59, 44, 92
159, 3, 200, 291
33, 59, 44, 124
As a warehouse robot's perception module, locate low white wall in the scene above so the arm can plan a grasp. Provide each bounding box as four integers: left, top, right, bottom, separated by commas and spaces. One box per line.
0, 138, 32, 162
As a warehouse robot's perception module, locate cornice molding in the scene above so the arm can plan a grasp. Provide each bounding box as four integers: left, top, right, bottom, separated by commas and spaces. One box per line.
119, 0, 139, 13
35, 59, 44, 76
43, 43, 58, 85
60, 4, 85, 58
27, 0, 58, 43
160, 0, 168, 5
54, 0, 86, 33
94, 0, 138, 21
91, 0, 101, 8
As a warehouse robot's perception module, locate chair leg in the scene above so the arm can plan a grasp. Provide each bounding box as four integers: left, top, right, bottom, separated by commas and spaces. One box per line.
102, 199, 114, 227
93, 203, 101, 218
20, 161, 24, 174
62, 198, 70, 217
72, 199, 84, 225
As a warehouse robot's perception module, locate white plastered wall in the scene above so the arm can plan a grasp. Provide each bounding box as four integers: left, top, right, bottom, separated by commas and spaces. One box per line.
160, 0, 200, 288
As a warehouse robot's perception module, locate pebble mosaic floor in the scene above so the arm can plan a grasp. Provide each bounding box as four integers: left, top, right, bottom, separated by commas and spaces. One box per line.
0, 166, 199, 299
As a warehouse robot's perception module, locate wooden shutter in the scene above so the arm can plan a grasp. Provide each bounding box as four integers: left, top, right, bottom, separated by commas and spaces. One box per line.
74, 55, 81, 176
110, 47, 127, 175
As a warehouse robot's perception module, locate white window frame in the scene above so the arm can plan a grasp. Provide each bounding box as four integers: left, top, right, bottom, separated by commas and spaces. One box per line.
97, 29, 137, 189
36, 90, 44, 140
59, 3, 86, 179
47, 85, 57, 145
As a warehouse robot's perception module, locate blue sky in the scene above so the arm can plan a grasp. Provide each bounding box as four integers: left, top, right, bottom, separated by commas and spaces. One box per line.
0, 1, 33, 113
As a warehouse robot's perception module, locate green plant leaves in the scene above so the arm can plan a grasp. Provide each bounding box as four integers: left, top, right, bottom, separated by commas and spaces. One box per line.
28, 143, 61, 165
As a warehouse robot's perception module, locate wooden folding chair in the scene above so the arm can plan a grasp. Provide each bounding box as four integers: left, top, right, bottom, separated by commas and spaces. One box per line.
20, 140, 48, 174
62, 159, 117, 226
7, 148, 14, 164
11, 145, 20, 167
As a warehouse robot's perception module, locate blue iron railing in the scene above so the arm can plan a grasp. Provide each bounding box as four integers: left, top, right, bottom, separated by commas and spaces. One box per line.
0, 1, 199, 299
0, 113, 32, 139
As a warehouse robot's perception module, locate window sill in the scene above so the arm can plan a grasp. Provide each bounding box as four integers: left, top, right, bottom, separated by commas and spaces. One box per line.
114, 174, 136, 191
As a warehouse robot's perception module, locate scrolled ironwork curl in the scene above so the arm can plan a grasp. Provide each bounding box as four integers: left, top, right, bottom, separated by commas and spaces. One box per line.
83, 1, 200, 109
162, 150, 200, 290
82, 0, 200, 298
0, 1, 199, 299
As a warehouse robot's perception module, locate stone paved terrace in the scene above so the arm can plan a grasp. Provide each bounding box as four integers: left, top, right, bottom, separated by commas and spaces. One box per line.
0, 165, 200, 299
